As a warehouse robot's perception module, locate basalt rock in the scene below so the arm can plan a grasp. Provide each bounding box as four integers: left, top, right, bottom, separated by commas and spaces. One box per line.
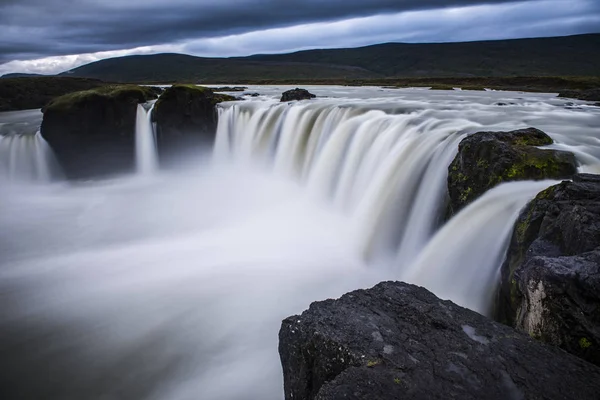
279, 281, 600, 400
495, 174, 600, 366
280, 88, 316, 102
447, 128, 577, 215
40, 85, 157, 179
152, 85, 235, 165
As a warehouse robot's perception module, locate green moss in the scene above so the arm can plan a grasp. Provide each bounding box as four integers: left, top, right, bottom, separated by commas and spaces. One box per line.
366, 359, 381, 367
476, 159, 490, 169
394, 378, 402, 384
580, 337, 592, 349
512, 136, 553, 146
45, 85, 156, 112
535, 185, 557, 200
155, 85, 236, 111
459, 187, 473, 203
504, 151, 572, 181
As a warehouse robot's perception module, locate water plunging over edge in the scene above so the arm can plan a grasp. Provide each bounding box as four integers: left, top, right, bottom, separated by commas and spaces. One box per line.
135, 103, 158, 174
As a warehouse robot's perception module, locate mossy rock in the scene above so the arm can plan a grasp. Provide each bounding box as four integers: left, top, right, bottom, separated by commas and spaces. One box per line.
495, 174, 600, 366
447, 128, 577, 216
40, 85, 158, 179
152, 85, 236, 164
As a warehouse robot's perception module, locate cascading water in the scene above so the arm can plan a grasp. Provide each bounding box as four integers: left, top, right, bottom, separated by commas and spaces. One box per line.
401, 180, 558, 314
215, 101, 482, 264
0, 131, 60, 182
135, 103, 158, 174
1, 86, 600, 399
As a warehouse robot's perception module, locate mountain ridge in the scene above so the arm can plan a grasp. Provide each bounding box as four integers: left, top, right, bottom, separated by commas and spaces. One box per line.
55, 33, 600, 82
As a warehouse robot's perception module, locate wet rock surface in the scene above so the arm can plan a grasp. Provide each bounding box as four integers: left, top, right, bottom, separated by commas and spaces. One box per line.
279, 281, 600, 400
280, 88, 316, 102
152, 85, 235, 165
447, 128, 577, 215
40, 85, 157, 179
496, 174, 600, 366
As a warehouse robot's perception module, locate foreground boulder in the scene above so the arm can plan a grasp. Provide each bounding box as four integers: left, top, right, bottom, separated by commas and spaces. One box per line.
447, 128, 577, 215
495, 174, 600, 366
152, 85, 235, 164
280, 281, 600, 400
280, 88, 316, 102
41, 85, 157, 179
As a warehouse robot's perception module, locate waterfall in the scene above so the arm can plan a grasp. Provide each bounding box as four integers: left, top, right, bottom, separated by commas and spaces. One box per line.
135, 103, 158, 174
215, 101, 483, 265
401, 180, 557, 314
0, 131, 59, 182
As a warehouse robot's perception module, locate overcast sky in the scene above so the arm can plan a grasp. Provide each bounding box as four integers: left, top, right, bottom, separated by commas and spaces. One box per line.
1, 0, 599, 75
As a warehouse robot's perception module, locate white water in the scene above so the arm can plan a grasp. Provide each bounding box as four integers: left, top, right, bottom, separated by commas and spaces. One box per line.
135, 103, 158, 174
0, 131, 59, 182
1, 86, 600, 399
402, 180, 558, 314
216, 101, 479, 263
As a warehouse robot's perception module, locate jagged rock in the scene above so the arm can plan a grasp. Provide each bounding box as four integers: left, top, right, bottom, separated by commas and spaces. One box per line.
152, 85, 235, 165
447, 128, 577, 215
279, 281, 600, 400
495, 174, 600, 366
280, 88, 316, 102
41, 85, 157, 179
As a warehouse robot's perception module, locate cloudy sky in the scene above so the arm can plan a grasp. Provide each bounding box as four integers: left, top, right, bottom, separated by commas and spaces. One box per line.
1, 0, 599, 75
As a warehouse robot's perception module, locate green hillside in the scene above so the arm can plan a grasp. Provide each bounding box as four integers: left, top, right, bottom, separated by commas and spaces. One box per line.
59, 34, 600, 83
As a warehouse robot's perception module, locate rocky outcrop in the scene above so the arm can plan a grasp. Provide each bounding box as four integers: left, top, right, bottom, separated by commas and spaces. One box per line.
280, 88, 316, 102
152, 85, 235, 165
447, 128, 577, 215
280, 281, 600, 400
559, 88, 600, 102
495, 174, 600, 366
41, 85, 157, 179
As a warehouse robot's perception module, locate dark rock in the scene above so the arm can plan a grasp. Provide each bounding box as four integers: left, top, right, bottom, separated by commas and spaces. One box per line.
40, 85, 157, 179
279, 281, 600, 400
245, 92, 260, 97
559, 89, 600, 102
447, 128, 577, 215
495, 174, 600, 366
280, 88, 316, 102
211, 86, 247, 92
0, 77, 108, 112
152, 85, 235, 165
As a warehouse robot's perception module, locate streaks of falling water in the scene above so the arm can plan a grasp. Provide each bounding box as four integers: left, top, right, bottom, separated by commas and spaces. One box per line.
215, 101, 483, 266
135, 103, 159, 174
402, 180, 558, 315
0, 131, 60, 182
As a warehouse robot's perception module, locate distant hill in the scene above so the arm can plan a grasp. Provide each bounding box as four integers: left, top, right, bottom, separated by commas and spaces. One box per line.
60, 54, 376, 83
1, 73, 49, 79
59, 34, 600, 83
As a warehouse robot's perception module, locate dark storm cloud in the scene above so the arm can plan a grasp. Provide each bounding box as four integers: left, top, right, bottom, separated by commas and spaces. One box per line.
0, 0, 551, 63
